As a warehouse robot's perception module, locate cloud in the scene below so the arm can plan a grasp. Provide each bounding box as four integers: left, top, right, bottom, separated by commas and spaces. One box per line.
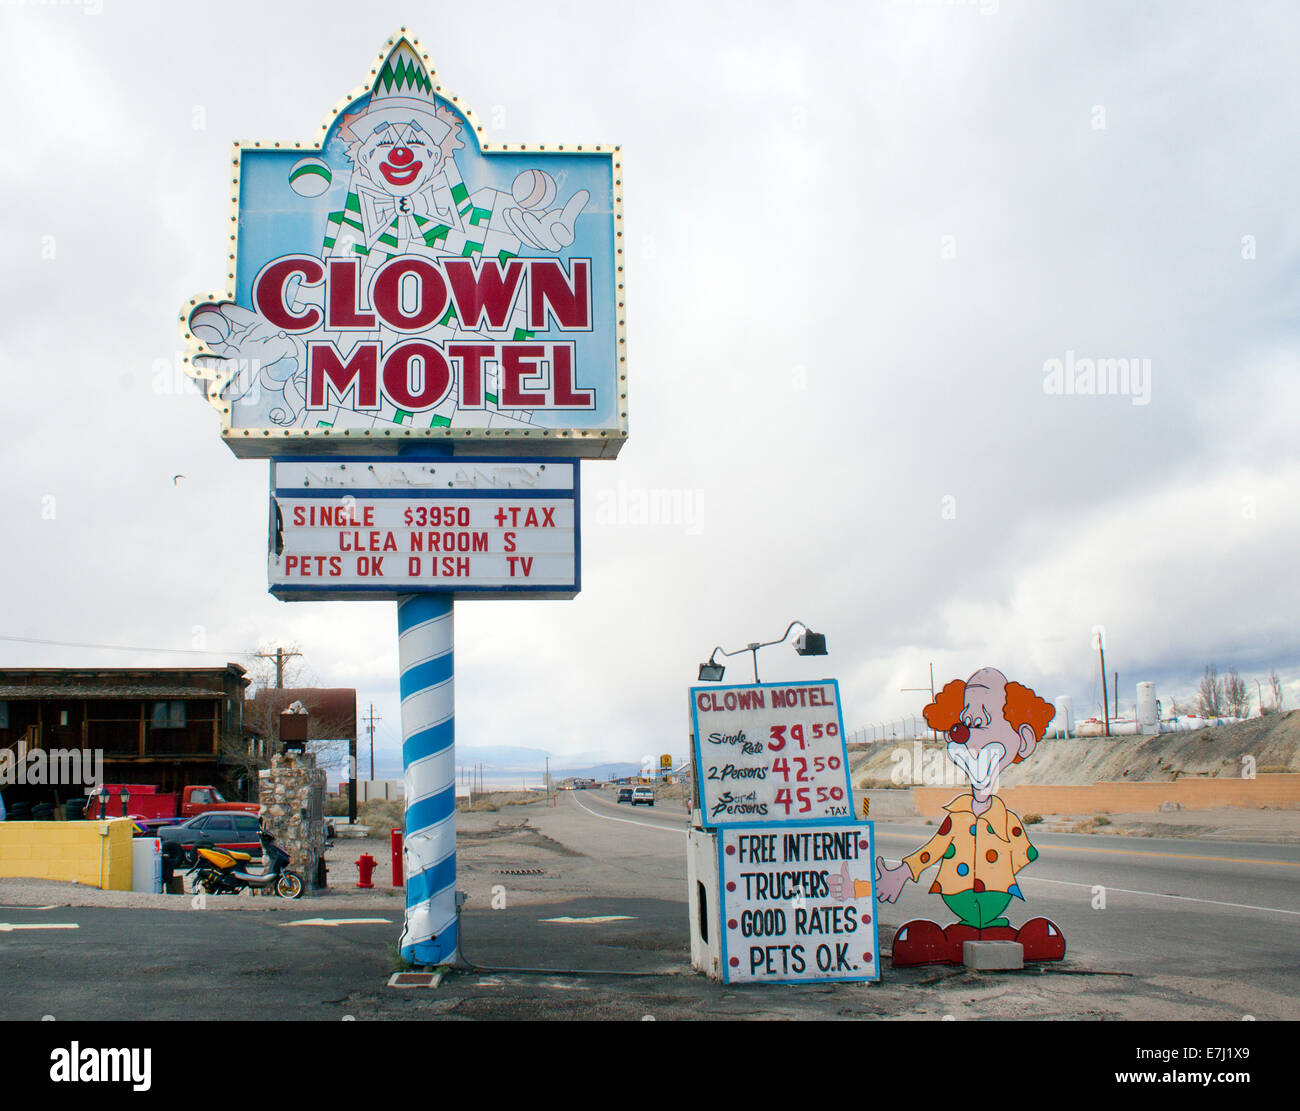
1, 1, 1298, 766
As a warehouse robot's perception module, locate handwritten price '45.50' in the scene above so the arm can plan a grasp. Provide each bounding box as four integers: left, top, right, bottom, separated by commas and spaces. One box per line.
768, 722, 838, 751
774, 785, 846, 815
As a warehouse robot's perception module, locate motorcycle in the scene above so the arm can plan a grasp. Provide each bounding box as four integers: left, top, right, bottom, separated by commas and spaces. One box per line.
187, 829, 304, 899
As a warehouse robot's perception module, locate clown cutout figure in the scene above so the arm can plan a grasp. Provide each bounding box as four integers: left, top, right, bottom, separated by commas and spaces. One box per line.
189, 39, 594, 433
831, 667, 1066, 966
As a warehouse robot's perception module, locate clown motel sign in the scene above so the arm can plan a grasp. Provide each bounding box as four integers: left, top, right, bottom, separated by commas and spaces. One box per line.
180, 32, 625, 460
690, 681, 854, 825
717, 822, 880, 984
178, 33, 626, 966
268, 459, 577, 600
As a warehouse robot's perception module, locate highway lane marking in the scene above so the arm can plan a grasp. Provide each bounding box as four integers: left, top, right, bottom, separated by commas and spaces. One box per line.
1041, 845, 1300, 868
873, 830, 1299, 868
1020, 877, 1300, 917
0, 905, 59, 911
570, 794, 687, 835
0, 923, 79, 931
540, 915, 636, 924
280, 918, 394, 927
874, 853, 1300, 918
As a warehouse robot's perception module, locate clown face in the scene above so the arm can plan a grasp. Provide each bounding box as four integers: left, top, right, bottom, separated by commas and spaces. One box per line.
945, 667, 1033, 802
357, 119, 443, 197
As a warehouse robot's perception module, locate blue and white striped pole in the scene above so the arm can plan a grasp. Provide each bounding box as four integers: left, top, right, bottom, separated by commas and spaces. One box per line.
397, 593, 459, 966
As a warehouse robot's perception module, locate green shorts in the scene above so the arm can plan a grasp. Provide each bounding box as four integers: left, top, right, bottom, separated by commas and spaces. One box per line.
942, 889, 1012, 929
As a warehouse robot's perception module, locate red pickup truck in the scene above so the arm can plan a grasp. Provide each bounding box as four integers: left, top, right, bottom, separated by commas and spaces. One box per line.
84, 783, 260, 831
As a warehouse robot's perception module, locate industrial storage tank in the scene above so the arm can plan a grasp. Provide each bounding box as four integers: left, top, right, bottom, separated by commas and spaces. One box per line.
1054, 696, 1074, 738
1136, 682, 1159, 735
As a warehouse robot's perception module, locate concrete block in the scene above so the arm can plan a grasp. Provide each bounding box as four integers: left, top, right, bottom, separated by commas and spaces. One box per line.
963, 940, 1024, 970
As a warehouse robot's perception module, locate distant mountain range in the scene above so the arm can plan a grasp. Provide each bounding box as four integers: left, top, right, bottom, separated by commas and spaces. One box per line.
347, 744, 646, 784
551, 761, 644, 781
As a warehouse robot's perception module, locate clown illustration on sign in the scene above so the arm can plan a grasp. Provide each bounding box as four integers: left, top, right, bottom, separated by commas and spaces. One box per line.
830, 667, 1066, 965
182, 34, 623, 456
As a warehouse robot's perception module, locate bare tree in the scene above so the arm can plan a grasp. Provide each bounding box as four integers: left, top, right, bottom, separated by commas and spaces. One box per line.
1196, 665, 1224, 719
1270, 669, 1284, 713
240, 645, 356, 779
1224, 668, 1250, 718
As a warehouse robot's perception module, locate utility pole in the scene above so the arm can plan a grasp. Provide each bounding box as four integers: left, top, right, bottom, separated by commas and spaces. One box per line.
364, 703, 381, 780
1113, 672, 1119, 721
1099, 634, 1111, 739
255, 646, 302, 689
901, 661, 938, 740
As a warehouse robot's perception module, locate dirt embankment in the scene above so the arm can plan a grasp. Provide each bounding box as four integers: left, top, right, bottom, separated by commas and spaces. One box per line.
848, 709, 1300, 787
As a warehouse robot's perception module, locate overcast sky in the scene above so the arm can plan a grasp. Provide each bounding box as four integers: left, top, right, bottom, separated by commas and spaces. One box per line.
2, 0, 1298, 775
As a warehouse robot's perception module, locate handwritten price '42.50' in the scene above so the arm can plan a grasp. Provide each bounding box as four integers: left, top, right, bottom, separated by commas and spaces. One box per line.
768, 722, 838, 751
771, 755, 841, 782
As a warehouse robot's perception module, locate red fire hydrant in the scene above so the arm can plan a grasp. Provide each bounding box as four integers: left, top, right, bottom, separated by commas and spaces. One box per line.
356, 853, 377, 889
391, 828, 404, 887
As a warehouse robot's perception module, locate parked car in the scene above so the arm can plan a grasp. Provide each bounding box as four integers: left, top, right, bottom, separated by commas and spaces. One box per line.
616, 787, 634, 804
631, 787, 655, 807
159, 812, 265, 865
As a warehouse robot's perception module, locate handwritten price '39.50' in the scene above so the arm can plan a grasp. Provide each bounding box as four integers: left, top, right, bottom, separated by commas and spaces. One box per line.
768, 723, 838, 750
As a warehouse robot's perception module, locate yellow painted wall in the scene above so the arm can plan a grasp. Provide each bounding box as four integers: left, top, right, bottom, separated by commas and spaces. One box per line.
913, 773, 1300, 818
0, 820, 134, 889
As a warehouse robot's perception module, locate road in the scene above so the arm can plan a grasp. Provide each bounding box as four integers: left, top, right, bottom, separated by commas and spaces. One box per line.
0, 788, 1295, 1020
532, 790, 1300, 1014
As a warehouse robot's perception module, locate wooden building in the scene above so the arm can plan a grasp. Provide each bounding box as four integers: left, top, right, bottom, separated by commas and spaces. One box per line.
0, 664, 251, 804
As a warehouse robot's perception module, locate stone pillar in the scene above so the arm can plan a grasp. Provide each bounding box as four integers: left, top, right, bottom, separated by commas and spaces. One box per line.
258, 751, 327, 891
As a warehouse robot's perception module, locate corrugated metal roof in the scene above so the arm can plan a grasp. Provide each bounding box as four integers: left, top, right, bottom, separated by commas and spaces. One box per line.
0, 686, 225, 700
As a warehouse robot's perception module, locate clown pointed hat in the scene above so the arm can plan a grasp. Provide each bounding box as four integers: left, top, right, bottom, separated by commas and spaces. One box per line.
352, 39, 451, 142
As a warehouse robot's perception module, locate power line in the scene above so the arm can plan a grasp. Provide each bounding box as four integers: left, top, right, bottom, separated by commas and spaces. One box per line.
255, 646, 303, 689
0, 633, 243, 657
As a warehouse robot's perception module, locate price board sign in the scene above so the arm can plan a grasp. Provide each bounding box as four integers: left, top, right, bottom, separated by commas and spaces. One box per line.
717, 821, 880, 984
689, 680, 853, 827
269, 457, 577, 600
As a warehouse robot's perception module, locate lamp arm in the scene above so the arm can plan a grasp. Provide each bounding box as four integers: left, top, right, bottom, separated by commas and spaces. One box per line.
708, 644, 750, 662
710, 621, 812, 660
754, 620, 810, 652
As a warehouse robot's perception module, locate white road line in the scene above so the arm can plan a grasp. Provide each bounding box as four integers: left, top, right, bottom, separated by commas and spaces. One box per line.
0, 919, 77, 930
1021, 876, 1300, 917
570, 794, 687, 835
540, 915, 636, 924
279, 918, 394, 927
873, 855, 1300, 918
